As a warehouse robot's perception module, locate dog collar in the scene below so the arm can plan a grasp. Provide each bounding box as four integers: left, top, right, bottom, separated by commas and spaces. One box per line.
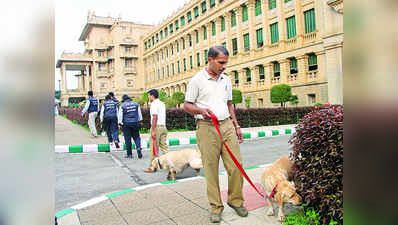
269, 184, 278, 198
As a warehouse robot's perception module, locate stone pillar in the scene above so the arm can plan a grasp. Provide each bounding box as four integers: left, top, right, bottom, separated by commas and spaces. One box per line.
250, 66, 257, 88
85, 64, 90, 91
236, 7, 243, 54
279, 59, 289, 84
247, 0, 256, 51
261, 0, 270, 46
264, 62, 273, 88
277, 0, 286, 45
324, 45, 343, 105
238, 69, 246, 88
215, 17, 221, 44
61, 64, 67, 91
297, 55, 308, 84
295, 0, 304, 43
225, 14, 232, 52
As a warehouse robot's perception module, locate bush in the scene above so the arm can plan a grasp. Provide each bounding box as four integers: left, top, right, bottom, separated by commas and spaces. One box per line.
289, 104, 343, 224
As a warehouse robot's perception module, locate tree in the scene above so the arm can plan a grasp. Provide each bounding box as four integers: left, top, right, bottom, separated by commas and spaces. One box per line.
172, 92, 185, 108
270, 84, 293, 107
136, 97, 145, 107
165, 97, 177, 108
244, 96, 251, 108
232, 89, 242, 109
289, 95, 299, 107
159, 90, 167, 102
142, 92, 149, 107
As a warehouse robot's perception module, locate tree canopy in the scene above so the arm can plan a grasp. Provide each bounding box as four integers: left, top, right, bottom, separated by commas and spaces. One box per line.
270, 84, 293, 107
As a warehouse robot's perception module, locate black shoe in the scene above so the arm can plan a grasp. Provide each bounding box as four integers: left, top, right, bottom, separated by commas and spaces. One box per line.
137, 149, 143, 159
114, 142, 120, 149
124, 155, 132, 159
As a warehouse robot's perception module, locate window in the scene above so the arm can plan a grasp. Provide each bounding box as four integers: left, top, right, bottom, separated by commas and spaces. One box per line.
176, 41, 179, 52
194, 6, 199, 18
255, 0, 262, 16
125, 59, 132, 68
148, 39, 151, 48
289, 58, 298, 74
171, 45, 174, 55
242, 5, 248, 22
181, 16, 185, 27
222, 42, 226, 49
212, 21, 216, 36
190, 55, 193, 69
197, 52, 200, 66
269, 0, 276, 10
231, 10, 237, 27
259, 65, 265, 79
234, 71, 239, 84
187, 11, 192, 23
304, 9, 316, 33
177, 60, 181, 73
169, 24, 173, 33
203, 26, 207, 40
258, 98, 264, 107
232, 38, 238, 55
195, 30, 199, 43
188, 34, 192, 47
182, 38, 186, 49
201, 1, 207, 12
183, 58, 187, 71
270, 22, 279, 44
175, 20, 179, 30
210, 0, 215, 8
162, 67, 164, 78
204, 49, 208, 64
98, 63, 104, 71
273, 62, 280, 77
166, 48, 168, 58
167, 65, 170, 76
256, 28, 263, 47
246, 68, 251, 82
286, 16, 296, 39
165, 28, 168, 37
152, 36, 155, 45
221, 17, 225, 32
243, 33, 250, 51
145, 41, 147, 49
160, 31, 163, 40
172, 63, 175, 75
308, 94, 316, 104
98, 50, 104, 57
308, 53, 318, 70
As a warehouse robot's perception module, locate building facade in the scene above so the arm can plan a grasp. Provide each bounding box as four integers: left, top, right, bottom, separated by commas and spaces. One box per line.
142, 0, 343, 107
56, 12, 154, 106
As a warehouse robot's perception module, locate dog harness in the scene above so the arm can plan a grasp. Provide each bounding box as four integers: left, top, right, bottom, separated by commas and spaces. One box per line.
269, 184, 278, 198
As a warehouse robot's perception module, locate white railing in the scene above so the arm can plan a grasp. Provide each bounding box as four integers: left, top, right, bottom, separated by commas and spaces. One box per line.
271, 77, 280, 84
307, 70, 318, 80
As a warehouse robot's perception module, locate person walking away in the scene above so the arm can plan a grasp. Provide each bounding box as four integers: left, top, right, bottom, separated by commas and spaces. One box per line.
108, 92, 119, 103
183, 46, 247, 223
144, 89, 169, 172
81, 90, 99, 137
118, 94, 143, 159
100, 95, 120, 148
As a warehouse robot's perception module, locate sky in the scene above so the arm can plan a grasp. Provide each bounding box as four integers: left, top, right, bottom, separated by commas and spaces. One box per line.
55, 0, 190, 90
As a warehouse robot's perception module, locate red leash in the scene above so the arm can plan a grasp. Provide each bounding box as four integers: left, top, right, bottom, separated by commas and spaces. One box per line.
152, 136, 159, 157
209, 113, 265, 199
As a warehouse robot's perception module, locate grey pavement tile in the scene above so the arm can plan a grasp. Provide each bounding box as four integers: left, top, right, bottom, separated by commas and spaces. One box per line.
78, 217, 127, 225
111, 194, 155, 214
57, 211, 80, 225
77, 200, 120, 223
158, 200, 206, 218
123, 208, 169, 225
149, 219, 177, 225
190, 197, 211, 211
171, 210, 214, 225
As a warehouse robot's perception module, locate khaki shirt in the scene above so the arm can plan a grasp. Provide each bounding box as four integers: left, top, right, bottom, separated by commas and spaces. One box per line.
185, 68, 232, 120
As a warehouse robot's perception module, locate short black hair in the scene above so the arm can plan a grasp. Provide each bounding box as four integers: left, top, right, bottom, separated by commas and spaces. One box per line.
105, 95, 111, 100
148, 89, 159, 99
208, 46, 229, 58
88, 91, 93, 96
108, 92, 114, 97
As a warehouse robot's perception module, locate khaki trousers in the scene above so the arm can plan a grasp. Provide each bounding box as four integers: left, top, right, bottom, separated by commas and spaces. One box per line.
149, 126, 169, 167
196, 118, 244, 214
88, 112, 98, 137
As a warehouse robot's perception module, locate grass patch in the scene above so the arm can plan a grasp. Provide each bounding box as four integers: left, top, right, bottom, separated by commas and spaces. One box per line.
284, 205, 339, 225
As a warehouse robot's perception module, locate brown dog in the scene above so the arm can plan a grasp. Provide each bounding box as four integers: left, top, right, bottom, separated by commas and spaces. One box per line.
261, 155, 302, 221
151, 149, 203, 181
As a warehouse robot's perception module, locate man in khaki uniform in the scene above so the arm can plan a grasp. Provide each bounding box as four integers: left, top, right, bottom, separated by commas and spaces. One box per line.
183, 46, 247, 223
144, 89, 169, 172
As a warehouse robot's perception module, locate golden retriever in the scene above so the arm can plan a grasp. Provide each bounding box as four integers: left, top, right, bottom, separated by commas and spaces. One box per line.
151, 149, 203, 181
261, 155, 302, 221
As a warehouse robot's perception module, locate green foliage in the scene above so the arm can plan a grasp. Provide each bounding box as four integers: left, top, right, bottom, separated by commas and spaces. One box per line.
172, 92, 185, 107
284, 205, 321, 225
289, 105, 343, 224
289, 95, 299, 106
55, 90, 61, 100
244, 96, 251, 108
135, 97, 145, 107
232, 89, 242, 108
159, 90, 167, 102
271, 84, 293, 107
142, 92, 149, 106
314, 103, 323, 107
165, 97, 178, 108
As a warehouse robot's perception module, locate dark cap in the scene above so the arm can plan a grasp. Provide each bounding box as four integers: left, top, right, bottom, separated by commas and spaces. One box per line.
121, 94, 130, 102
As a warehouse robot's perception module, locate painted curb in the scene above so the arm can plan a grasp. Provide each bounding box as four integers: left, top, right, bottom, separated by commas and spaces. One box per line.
55, 163, 271, 219
55, 127, 295, 153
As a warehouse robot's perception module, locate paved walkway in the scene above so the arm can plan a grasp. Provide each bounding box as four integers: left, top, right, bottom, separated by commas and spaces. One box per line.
55, 115, 296, 146
57, 165, 298, 225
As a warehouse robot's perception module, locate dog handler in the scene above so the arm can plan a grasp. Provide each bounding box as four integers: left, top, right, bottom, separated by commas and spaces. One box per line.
183, 46, 247, 223
144, 89, 169, 172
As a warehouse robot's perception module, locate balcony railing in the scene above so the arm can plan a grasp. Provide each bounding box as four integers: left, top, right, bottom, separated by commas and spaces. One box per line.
124, 67, 137, 74
257, 79, 265, 87
96, 71, 110, 78
232, 83, 239, 89
288, 74, 298, 81
271, 77, 280, 84
307, 70, 318, 80
286, 37, 297, 48
304, 31, 317, 43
